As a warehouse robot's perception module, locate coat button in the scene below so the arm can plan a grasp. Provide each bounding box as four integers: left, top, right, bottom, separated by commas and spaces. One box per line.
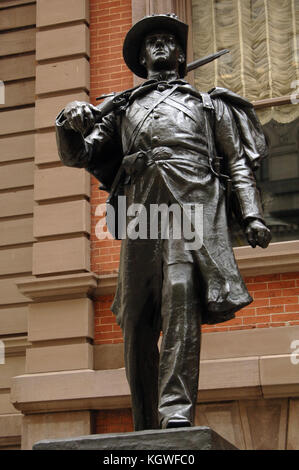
152, 136, 159, 144
153, 113, 159, 119
157, 84, 167, 92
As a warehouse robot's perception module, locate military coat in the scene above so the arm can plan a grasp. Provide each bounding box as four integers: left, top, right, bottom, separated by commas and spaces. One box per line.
56, 80, 268, 325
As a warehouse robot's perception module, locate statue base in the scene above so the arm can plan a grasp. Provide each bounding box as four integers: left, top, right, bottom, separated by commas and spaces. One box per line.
33, 426, 237, 450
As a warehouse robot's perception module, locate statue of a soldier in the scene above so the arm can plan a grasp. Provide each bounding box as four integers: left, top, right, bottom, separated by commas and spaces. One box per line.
56, 14, 271, 431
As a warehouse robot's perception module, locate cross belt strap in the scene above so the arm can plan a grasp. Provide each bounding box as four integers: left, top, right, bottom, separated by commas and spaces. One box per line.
124, 84, 180, 156
200, 92, 232, 215
150, 91, 199, 123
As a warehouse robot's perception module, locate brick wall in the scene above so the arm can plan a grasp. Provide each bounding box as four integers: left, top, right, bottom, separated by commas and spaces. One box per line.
90, 0, 133, 277
89, 0, 132, 351
93, 274, 299, 343
203, 272, 299, 333
94, 294, 122, 345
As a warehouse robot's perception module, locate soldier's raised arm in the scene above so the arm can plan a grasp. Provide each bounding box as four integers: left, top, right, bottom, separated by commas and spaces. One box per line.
55, 101, 118, 167
63, 101, 99, 136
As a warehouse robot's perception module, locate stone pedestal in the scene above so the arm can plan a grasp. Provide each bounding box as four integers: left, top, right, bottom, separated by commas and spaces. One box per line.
33, 426, 237, 450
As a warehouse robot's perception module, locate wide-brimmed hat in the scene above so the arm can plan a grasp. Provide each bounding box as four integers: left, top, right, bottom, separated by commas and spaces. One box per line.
123, 14, 188, 79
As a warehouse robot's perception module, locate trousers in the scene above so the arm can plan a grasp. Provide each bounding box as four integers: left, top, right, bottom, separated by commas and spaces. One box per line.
122, 260, 202, 431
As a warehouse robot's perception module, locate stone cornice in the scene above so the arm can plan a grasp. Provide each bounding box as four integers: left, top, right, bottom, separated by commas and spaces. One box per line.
234, 240, 299, 276
95, 272, 118, 296
11, 353, 299, 414
10, 326, 299, 413
3, 336, 29, 358
94, 241, 299, 295
16, 272, 99, 302
16, 241, 299, 302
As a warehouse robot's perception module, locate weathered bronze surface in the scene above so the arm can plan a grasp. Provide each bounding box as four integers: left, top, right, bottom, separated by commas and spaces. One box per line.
55, 14, 271, 432
33, 426, 237, 450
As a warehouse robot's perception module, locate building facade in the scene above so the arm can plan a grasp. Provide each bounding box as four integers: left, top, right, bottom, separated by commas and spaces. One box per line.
0, 0, 299, 450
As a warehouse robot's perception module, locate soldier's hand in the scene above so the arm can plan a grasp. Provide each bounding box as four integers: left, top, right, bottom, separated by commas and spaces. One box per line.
63, 101, 98, 135
245, 219, 271, 249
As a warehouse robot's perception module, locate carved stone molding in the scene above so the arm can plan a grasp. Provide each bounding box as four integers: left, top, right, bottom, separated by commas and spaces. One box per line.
2, 336, 29, 358
0, 414, 22, 449
16, 272, 99, 302
234, 240, 299, 276
16, 240, 299, 303
11, 351, 299, 415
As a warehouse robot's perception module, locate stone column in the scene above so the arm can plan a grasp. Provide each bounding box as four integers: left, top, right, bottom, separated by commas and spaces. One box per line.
10, 0, 96, 450
0, 0, 37, 450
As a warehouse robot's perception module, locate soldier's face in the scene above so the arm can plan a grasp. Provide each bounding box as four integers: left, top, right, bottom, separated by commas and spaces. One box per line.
140, 31, 184, 74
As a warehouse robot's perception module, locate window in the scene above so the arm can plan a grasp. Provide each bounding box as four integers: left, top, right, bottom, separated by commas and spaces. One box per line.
192, 0, 299, 245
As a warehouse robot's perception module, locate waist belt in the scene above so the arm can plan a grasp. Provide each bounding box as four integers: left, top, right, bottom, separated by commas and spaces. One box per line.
122, 147, 209, 177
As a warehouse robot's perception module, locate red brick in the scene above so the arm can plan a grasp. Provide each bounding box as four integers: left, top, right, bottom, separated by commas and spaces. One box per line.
285, 304, 299, 313
248, 283, 268, 291
256, 323, 270, 328
256, 306, 284, 316
98, 331, 123, 340
221, 317, 243, 326
95, 325, 113, 333
281, 272, 299, 280
112, 324, 122, 331
243, 315, 271, 325
251, 298, 270, 307
269, 313, 299, 322
202, 327, 216, 333
282, 288, 299, 296
254, 289, 282, 299
229, 325, 256, 331
236, 307, 256, 317
268, 280, 296, 289
100, 317, 117, 325
270, 297, 298, 306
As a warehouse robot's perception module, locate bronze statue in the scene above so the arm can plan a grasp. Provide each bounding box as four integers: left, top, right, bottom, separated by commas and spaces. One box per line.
55, 14, 271, 432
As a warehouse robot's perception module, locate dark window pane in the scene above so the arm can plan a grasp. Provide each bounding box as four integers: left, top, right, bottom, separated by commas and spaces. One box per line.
231, 115, 299, 246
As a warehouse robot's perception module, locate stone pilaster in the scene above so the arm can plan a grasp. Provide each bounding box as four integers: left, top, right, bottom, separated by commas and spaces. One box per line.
10, 0, 95, 450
